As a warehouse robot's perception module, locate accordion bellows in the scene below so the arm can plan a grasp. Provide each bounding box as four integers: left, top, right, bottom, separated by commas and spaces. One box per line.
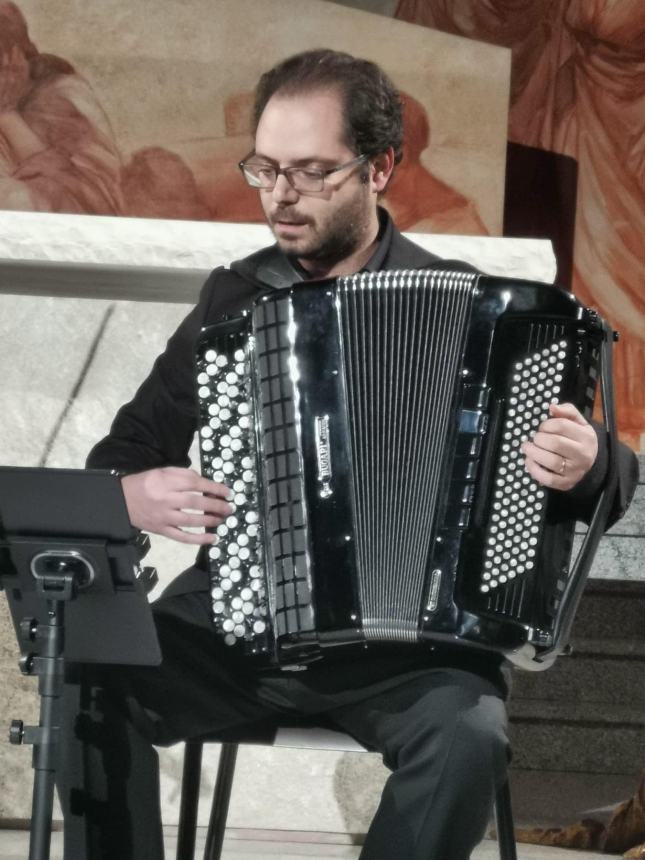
195, 269, 603, 670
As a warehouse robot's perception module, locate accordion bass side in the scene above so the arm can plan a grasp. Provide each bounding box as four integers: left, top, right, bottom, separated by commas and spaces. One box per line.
195, 270, 614, 671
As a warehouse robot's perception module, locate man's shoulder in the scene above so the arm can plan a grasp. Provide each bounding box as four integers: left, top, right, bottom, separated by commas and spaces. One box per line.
230, 243, 303, 290
386, 227, 479, 275
196, 244, 302, 325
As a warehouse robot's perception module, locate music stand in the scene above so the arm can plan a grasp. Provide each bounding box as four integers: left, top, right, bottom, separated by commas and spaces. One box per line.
0, 466, 162, 860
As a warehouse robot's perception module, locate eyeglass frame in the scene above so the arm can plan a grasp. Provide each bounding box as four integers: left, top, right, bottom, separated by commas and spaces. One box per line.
238, 153, 369, 192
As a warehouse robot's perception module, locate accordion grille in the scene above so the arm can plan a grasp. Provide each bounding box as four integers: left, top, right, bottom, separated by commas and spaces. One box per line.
337, 269, 478, 640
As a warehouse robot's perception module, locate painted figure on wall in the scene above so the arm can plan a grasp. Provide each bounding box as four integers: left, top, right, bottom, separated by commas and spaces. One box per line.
395, 0, 645, 448
0, 2, 122, 214
384, 93, 488, 234
0, 2, 495, 236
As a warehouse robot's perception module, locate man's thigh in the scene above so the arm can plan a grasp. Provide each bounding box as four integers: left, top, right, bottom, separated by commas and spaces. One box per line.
327, 667, 508, 768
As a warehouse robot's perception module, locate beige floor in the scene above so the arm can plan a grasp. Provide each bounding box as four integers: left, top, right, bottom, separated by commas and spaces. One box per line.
0, 827, 611, 859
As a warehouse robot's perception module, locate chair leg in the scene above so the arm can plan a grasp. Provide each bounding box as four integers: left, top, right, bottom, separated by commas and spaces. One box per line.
494, 778, 517, 860
177, 740, 204, 860
203, 743, 239, 860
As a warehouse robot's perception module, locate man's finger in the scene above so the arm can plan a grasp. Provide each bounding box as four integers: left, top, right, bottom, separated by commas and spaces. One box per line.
548, 402, 588, 425
160, 526, 217, 545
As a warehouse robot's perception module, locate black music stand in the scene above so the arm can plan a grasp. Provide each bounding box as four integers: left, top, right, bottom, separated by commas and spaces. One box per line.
0, 466, 162, 860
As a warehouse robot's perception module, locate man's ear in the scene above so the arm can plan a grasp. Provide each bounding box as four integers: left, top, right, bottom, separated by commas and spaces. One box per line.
369, 147, 395, 193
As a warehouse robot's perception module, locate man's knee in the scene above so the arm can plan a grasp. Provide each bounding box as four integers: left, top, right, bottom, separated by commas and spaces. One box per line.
392, 671, 509, 783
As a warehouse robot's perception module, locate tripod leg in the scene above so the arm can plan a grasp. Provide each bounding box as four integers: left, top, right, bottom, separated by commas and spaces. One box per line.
27, 600, 65, 860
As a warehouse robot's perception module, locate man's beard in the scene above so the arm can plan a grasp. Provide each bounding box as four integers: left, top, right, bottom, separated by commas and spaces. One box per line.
269, 191, 371, 269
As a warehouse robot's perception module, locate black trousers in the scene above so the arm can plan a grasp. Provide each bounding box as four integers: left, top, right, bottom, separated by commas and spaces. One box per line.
56, 573, 510, 860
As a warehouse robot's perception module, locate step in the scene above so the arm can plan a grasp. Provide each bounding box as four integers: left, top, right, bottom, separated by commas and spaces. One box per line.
508, 769, 640, 828
508, 700, 645, 775
510, 651, 645, 705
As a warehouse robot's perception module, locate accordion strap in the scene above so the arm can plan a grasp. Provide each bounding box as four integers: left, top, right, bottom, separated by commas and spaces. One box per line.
538, 317, 619, 666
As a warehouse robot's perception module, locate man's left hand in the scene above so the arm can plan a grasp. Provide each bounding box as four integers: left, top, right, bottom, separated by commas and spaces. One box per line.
521, 402, 598, 491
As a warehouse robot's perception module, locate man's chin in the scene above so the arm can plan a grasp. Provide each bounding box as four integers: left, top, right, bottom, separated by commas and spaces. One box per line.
272, 232, 314, 257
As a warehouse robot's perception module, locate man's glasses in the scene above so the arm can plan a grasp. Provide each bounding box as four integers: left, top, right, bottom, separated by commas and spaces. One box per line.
238, 154, 368, 192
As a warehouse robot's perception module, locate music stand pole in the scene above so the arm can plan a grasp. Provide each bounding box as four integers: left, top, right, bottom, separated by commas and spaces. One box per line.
10, 561, 84, 860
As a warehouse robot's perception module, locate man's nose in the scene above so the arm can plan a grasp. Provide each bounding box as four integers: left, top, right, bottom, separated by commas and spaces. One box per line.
272, 173, 299, 205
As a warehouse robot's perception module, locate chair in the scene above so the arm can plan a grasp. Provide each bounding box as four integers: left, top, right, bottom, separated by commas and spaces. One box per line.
175, 722, 517, 860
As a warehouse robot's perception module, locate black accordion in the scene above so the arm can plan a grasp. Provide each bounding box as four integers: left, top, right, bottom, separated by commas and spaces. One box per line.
195, 269, 614, 671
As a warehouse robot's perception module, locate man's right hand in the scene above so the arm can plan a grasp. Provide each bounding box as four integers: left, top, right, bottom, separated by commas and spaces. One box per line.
121, 467, 233, 545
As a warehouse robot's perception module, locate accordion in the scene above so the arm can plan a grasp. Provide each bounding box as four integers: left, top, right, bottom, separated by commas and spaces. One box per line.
195, 269, 612, 671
